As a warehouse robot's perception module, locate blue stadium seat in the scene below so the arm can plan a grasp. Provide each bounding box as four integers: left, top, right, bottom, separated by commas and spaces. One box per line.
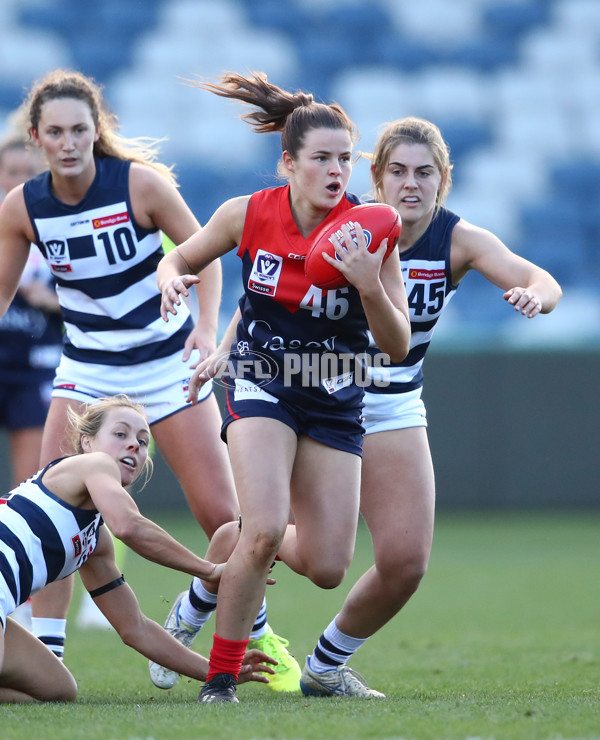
482, 1, 552, 40
518, 201, 588, 284
549, 159, 600, 203
448, 37, 519, 72
243, 0, 312, 36
378, 36, 441, 72
435, 119, 492, 169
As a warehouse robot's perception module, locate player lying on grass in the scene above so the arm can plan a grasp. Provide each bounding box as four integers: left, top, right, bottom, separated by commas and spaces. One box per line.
0, 394, 275, 703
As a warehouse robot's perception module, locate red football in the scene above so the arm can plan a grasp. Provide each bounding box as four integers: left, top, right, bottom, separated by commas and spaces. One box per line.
304, 203, 402, 289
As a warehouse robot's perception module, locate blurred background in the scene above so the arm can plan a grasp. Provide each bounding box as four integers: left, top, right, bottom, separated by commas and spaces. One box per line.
0, 0, 598, 508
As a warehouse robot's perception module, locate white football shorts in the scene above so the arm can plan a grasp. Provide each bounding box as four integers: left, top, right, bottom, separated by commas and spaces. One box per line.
362, 387, 428, 435
51, 352, 212, 424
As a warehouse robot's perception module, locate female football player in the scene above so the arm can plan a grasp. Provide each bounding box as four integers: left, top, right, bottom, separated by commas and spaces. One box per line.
156, 71, 410, 702
0, 395, 275, 702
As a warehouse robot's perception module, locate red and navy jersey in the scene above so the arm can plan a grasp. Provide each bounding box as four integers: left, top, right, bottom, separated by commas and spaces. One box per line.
230, 185, 368, 408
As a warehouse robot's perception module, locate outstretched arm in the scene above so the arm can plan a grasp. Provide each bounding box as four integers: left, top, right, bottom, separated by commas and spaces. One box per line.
82, 453, 223, 581
80, 529, 275, 684
0, 186, 35, 317
157, 196, 248, 321
187, 306, 241, 403
451, 219, 563, 318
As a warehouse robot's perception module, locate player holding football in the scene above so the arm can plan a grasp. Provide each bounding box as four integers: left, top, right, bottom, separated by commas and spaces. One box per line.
155, 71, 411, 703
0, 395, 275, 702
0, 69, 298, 688
299, 117, 562, 697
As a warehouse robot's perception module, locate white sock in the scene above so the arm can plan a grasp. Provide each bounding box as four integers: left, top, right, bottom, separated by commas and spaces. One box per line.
309, 616, 368, 673
250, 598, 268, 639
32, 617, 67, 661
179, 580, 217, 629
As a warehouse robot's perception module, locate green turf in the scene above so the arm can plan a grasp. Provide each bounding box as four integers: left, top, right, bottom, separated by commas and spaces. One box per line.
2, 511, 598, 740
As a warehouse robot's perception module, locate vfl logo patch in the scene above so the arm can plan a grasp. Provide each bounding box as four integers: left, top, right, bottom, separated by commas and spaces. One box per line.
92, 212, 129, 229
248, 250, 283, 296
45, 239, 72, 272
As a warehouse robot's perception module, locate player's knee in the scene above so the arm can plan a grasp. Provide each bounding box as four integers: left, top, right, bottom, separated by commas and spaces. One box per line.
43, 673, 78, 702
206, 520, 241, 561
246, 527, 285, 565
380, 551, 429, 595
305, 561, 349, 590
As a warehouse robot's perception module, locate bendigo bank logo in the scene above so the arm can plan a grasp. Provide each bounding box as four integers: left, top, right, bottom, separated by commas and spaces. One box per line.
92, 212, 129, 229
409, 268, 445, 280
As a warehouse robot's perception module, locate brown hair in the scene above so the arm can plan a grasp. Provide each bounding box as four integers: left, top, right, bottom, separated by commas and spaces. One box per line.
67, 394, 153, 487
25, 68, 176, 185
368, 117, 453, 213
186, 71, 359, 177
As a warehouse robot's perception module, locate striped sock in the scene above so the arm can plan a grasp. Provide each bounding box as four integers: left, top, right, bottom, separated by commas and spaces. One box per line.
183, 581, 268, 639
249, 598, 268, 639
309, 617, 368, 673
180, 579, 217, 629
31, 617, 67, 661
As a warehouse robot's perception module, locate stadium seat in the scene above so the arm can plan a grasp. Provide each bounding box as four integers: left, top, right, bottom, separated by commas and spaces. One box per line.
482, 1, 551, 40
0, 27, 71, 84
7, 0, 600, 338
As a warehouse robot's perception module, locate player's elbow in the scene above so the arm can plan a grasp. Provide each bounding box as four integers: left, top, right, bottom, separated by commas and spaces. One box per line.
108, 515, 144, 545
384, 332, 410, 364
116, 614, 146, 650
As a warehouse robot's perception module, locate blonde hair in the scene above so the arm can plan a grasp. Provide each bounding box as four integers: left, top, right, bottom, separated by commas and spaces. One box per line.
0, 134, 37, 166
67, 394, 153, 486
25, 68, 176, 185
367, 117, 453, 214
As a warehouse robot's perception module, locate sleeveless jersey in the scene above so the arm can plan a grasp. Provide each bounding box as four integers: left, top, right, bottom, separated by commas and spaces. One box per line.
231, 185, 369, 409
0, 250, 63, 383
0, 458, 102, 614
367, 207, 460, 394
23, 157, 193, 366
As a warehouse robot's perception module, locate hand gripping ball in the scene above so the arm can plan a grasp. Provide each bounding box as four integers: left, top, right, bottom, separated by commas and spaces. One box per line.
304, 203, 401, 289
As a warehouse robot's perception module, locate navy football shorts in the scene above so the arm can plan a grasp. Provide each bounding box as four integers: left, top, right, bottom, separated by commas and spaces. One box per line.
221, 378, 364, 457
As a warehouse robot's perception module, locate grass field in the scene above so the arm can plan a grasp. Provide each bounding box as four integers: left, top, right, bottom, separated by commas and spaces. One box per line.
2, 510, 598, 740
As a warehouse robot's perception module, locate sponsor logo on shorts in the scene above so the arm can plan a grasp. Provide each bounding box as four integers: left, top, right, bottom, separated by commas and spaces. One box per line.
56, 383, 77, 390
72, 535, 82, 557
92, 212, 129, 229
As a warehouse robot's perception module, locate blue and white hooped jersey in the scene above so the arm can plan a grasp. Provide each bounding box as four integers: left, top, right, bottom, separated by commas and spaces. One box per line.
0, 458, 102, 623
367, 207, 460, 394
23, 157, 193, 366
